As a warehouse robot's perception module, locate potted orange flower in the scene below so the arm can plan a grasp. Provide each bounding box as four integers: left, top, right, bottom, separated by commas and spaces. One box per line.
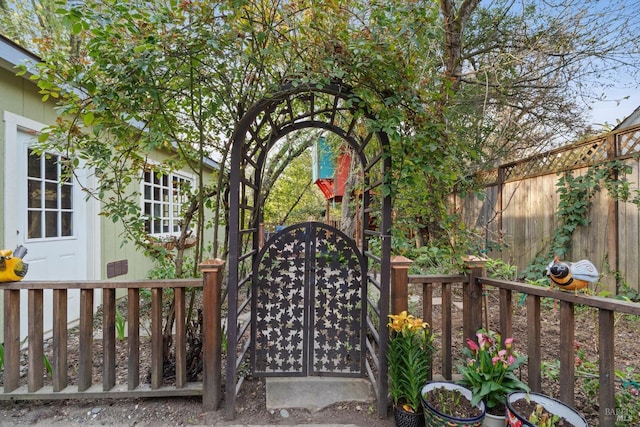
387, 311, 434, 426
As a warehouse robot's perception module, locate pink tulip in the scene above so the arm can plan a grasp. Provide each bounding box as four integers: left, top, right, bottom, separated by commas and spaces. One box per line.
466, 338, 479, 352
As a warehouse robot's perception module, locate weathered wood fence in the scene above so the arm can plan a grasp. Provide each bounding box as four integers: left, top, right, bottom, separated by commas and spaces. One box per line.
390, 259, 640, 426
456, 123, 640, 293
0, 260, 225, 411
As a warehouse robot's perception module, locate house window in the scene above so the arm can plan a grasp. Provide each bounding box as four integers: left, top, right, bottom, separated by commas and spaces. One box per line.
27, 149, 74, 239
142, 169, 193, 235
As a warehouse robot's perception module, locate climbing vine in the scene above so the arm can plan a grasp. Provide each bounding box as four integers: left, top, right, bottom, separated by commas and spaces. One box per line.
521, 159, 639, 281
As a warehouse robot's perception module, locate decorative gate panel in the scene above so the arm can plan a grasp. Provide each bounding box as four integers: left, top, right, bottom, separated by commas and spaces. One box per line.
252, 222, 366, 377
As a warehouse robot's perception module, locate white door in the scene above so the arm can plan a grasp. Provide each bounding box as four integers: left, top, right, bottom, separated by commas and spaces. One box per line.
3, 112, 97, 340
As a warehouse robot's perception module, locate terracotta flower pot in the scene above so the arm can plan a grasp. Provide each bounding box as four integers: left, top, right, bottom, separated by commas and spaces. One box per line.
420, 382, 486, 427
505, 391, 587, 427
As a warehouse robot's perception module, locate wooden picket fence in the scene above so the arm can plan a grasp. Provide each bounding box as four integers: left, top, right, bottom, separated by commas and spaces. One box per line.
4, 257, 639, 425
0, 260, 225, 411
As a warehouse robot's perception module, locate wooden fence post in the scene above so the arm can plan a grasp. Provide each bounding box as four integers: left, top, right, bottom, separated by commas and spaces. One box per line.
200, 259, 225, 411
3, 289, 20, 392
606, 133, 619, 293
599, 308, 616, 425
559, 300, 575, 406
390, 256, 413, 316
463, 256, 486, 341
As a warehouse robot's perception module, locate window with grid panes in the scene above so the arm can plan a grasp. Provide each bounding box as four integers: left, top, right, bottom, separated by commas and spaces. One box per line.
142, 169, 193, 235
27, 149, 74, 239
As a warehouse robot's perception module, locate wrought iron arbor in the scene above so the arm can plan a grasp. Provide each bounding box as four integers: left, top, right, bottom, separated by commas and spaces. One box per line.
226, 81, 392, 418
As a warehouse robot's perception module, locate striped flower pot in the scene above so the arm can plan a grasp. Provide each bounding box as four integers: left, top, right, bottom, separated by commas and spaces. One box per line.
421, 382, 486, 427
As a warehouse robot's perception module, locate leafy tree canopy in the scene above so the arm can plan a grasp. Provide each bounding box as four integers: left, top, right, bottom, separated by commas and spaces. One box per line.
3, 0, 639, 265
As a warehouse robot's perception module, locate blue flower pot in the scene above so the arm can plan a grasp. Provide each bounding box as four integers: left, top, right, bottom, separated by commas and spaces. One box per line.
505, 391, 587, 427
421, 382, 486, 427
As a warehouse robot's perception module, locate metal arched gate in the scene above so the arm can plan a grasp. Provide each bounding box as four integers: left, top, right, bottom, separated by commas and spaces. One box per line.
252, 222, 366, 377
226, 81, 392, 419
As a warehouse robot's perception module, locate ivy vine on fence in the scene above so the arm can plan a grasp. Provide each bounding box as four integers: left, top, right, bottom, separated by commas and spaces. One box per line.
521, 159, 640, 282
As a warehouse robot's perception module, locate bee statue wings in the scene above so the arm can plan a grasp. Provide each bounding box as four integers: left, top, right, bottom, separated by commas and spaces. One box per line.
0, 245, 29, 283
546, 255, 599, 294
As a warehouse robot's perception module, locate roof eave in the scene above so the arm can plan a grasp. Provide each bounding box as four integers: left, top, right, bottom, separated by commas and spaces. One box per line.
0, 34, 40, 78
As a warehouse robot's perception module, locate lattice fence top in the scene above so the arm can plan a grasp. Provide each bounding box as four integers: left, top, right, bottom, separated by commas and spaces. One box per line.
618, 126, 640, 156
474, 125, 640, 187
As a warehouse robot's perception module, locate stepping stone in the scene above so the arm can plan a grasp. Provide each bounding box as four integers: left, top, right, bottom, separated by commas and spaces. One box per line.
265, 377, 373, 411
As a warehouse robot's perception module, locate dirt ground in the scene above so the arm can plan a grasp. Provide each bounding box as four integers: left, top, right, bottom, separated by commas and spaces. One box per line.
0, 383, 394, 426
0, 285, 638, 426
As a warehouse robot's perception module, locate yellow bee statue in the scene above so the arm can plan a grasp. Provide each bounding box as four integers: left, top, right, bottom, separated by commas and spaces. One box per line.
0, 245, 29, 282
546, 256, 599, 295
